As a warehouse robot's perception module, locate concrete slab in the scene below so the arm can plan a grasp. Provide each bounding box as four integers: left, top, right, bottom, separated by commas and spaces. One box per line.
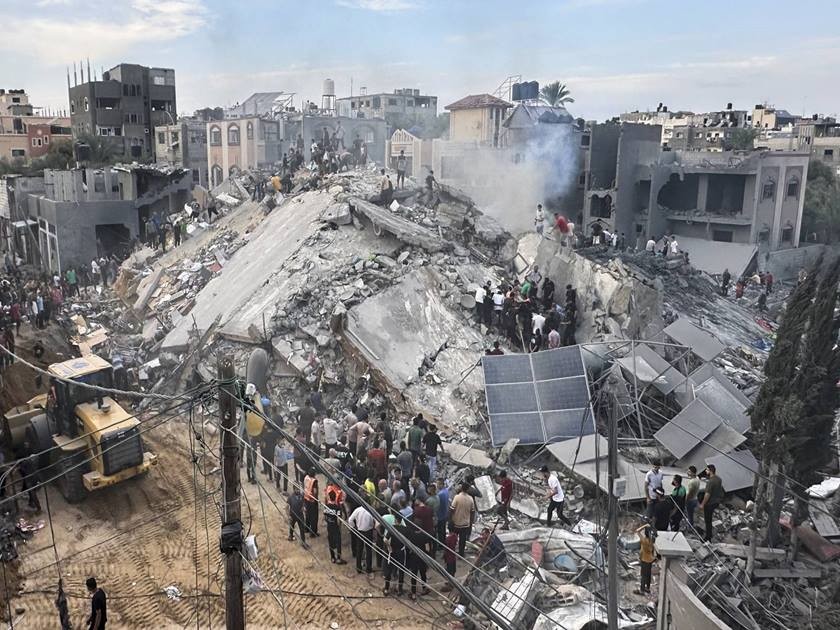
162, 191, 330, 351
655, 531, 693, 558
442, 442, 493, 468
473, 475, 499, 512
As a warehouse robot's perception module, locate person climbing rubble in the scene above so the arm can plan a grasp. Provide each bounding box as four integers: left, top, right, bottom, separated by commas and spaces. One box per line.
634, 521, 657, 595
541, 465, 571, 527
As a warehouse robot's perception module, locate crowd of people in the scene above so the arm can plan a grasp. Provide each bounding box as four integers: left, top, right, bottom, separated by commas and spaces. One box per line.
241, 392, 573, 600
473, 263, 578, 352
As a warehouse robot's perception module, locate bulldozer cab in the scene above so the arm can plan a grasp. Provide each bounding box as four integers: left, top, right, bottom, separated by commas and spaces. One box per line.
47, 355, 115, 438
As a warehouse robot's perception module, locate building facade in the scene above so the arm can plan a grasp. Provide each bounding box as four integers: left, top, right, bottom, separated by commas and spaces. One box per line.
206, 117, 283, 187
0, 89, 71, 162
445, 94, 510, 146
154, 120, 208, 188
581, 122, 809, 261
68, 64, 176, 160
337, 89, 438, 131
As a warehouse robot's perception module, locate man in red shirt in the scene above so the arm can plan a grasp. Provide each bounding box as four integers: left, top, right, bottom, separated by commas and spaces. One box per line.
367, 439, 388, 482
444, 525, 458, 578
411, 497, 435, 552
495, 470, 513, 530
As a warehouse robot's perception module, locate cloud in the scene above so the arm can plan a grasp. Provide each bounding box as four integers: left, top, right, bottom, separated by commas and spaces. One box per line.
0, 0, 209, 65
336, 0, 418, 11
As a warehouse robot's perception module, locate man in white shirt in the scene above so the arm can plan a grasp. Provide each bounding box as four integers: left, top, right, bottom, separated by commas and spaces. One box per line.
669, 238, 679, 256
348, 505, 375, 573
532, 312, 546, 335
492, 289, 505, 326
547, 327, 561, 349
322, 416, 340, 450
541, 465, 571, 526
474, 284, 486, 322
644, 463, 664, 519
535, 204, 545, 237
645, 237, 656, 253
309, 418, 322, 455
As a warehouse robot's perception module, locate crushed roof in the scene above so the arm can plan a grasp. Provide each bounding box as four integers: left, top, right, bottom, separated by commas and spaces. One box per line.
445, 94, 511, 111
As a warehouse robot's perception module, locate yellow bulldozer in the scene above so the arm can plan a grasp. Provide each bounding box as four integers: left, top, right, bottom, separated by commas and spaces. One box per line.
3, 355, 156, 503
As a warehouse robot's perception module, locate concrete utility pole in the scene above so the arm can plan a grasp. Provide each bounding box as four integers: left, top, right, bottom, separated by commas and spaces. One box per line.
219, 355, 244, 630
607, 392, 619, 630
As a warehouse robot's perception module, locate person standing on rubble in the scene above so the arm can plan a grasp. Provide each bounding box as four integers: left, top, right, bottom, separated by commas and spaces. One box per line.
379, 169, 394, 207
422, 424, 441, 478
297, 399, 315, 437
669, 474, 687, 532
449, 483, 476, 555
634, 522, 657, 595
396, 150, 407, 189
407, 418, 424, 462
644, 462, 664, 520
376, 412, 394, 456
720, 268, 731, 296
700, 464, 724, 542
323, 413, 340, 453
685, 466, 700, 528
274, 437, 291, 492
541, 465, 571, 527
495, 470, 513, 530
535, 204, 545, 237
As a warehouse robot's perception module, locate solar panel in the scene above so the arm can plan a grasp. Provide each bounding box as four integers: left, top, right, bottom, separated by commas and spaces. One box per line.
483, 354, 533, 384
483, 346, 597, 447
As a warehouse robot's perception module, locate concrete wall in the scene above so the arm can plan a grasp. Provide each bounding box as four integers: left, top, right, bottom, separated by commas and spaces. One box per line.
660, 564, 732, 630
207, 117, 283, 185
449, 107, 505, 145
765, 243, 831, 279
615, 124, 662, 243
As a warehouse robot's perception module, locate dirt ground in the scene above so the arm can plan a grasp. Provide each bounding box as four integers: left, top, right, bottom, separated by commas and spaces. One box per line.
12, 412, 454, 629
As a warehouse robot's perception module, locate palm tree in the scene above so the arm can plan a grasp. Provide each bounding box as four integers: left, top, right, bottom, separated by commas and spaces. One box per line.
540, 81, 574, 107
75, 132, 118, 167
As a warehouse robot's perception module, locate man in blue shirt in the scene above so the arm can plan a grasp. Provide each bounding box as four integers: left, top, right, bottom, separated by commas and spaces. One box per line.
435, 477, 449, 556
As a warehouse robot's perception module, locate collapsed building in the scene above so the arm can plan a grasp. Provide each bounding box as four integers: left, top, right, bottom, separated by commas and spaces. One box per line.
39, 153, 840, 629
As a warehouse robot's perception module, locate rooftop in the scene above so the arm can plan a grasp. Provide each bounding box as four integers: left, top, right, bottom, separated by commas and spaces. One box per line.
445, 93, 511, 111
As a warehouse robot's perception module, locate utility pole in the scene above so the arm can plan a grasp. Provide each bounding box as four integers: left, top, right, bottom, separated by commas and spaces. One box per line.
607, 387, 619, 630
219, 355, 244, 630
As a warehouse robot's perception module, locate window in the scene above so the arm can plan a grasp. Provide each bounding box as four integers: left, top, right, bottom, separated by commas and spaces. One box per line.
676, 132, 684, 138
372, 97, 381, 108
158, 132, 166, 145
407, 99, 414, 107
246, 122, 253, 140
351, 102, 356, 109
171, 131, 179, 143
129, 85, 136, 96
578, 173, 586, 186
123, 85, 129, 96
580, 134, 591, 148
824, 149, 834, 157
94, 172, 105, 193
388, 98, 398, 106
192, 169, 200, 183
44, 136, 49, 145
31, 138, 41, 147
84, 97, 89, 111
228, 125, 240, 145
153, 76, 165, 86
786, 178, 799, 198
11, 149, 25, 158
762, 181, 775, 200
210, 126, 221, 145
781, 225, 794, 243
70, 100, 75, 114
713, 229, 734, 242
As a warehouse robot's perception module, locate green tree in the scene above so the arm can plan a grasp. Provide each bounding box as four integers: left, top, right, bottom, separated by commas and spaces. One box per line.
75, 132, 118, 167
728, 127, 758, 150
802, 160, 840, 243
539, 81, 574, 107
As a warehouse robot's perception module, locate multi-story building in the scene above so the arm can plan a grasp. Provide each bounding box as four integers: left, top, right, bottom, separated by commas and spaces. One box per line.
621, 105, 749, 150
68, 63, 176, 160
752, 104, 795, 131
760, 116, 840, 177
337, 89, 437, 131
154, 120, 208, 188
226, 92, 289, 119
23, 165, 190, 271
206, 117, 283, 187
0, 89, 71, 162
580, 122, 809, 274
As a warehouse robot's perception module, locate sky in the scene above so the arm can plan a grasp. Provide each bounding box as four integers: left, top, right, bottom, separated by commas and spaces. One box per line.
3, 0, 840, 122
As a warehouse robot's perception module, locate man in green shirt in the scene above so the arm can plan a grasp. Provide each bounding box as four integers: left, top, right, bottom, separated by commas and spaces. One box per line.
407, 417, 424, 461
65, 267, 78, 297
700, 464, 724, 542
669, 474, 687, 532
685, 466, 701, 529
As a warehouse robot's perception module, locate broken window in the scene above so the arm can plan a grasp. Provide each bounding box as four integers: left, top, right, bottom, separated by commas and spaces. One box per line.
210, 126, 221, 146
581, 134, 591, 148
84, 97, 89, 111
786, 178, 799, 198
171, 131, 179, 143
590, 194, 612, 218
781, 225, 794, 242
825, 149, 834, 157
70, 100, 75, 114
762, 181, 775, 200
712, 229, 733, 242
228, 125, 240, 145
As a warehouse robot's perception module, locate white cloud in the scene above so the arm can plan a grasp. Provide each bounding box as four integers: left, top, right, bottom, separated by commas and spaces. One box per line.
1, 0, 209, 65
336, 0, 418, 11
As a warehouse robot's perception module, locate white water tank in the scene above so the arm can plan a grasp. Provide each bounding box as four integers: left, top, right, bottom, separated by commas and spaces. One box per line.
323, 78, 335, 97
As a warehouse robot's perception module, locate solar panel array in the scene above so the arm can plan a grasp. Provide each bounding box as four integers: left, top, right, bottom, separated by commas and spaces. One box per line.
483, 346, 597, 447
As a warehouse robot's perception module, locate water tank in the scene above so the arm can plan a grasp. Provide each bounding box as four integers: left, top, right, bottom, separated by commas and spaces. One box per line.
512, 83, 522, 102
323, 78, 335, 96
527, 81, 540, 100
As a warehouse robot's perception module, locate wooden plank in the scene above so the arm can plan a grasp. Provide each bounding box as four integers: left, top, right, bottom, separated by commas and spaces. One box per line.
713, 543, 786, 562
753, 567, 822, 579
810, 500, 840, 539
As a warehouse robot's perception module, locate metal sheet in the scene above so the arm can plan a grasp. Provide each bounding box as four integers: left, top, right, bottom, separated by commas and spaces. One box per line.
693, 374, 751, 434
486, 382, 539, 414
545, 433, 608, 465
705, 450, 759, 492
675, 423, 747, 472
483, 353, 534, 385
654, 399, 722, 459
675, 235, 757, 278
663, 318, 725, 363
488, 412, 545, 445
536, 377, 591, 410
531, 346, 586, 380
542, 408, 594, 442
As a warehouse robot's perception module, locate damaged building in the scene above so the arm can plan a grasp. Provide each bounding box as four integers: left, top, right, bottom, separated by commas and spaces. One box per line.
582, 122, 810, 276
21, 164, 190, 270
